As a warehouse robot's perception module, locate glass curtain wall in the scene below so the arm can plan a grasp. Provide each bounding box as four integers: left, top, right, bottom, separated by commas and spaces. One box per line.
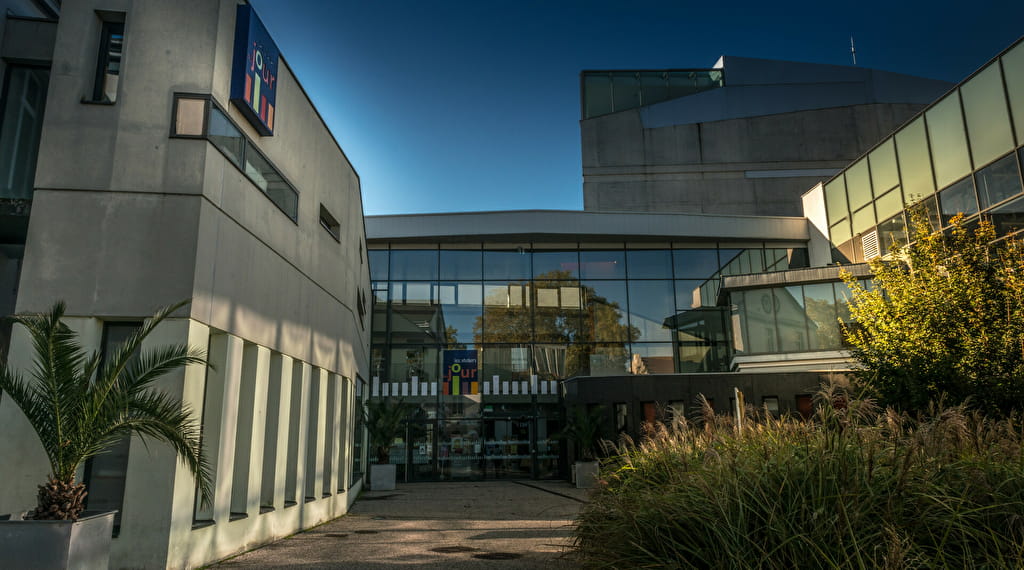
823, 38, 1024, 261
731, 280, 871, 355
368, 241, 807, 480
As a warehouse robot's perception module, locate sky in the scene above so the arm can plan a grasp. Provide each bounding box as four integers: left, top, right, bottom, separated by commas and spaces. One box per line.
248, 0, 1024, 216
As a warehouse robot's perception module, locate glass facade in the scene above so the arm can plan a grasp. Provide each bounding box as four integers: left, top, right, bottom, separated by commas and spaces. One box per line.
367, 241, 807, 480
825, 38, 1024, 260
731, 280, 871, 355
581, 69, 724, 119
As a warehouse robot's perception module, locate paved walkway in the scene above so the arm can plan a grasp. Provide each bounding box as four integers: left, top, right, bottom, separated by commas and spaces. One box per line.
214, 480, 588, 569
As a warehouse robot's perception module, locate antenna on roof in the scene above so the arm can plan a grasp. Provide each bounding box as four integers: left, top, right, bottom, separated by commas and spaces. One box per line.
850, 36, 857, 65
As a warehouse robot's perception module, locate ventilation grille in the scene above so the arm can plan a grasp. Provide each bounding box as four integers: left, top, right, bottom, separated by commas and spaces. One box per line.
861, 230, 880, 260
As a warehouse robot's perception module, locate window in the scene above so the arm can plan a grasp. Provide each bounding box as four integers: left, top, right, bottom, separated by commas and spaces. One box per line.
207, 106, 244, 165
244, 146, 298, 220
319, 204, 340, 241
171, 94, 208, 137
92, 16, 125, 103
614, 403, 628, 434
84, 321, 143, 536
796, 394, 814, 419
201, 104, 299, 222
0, 66, 49, 200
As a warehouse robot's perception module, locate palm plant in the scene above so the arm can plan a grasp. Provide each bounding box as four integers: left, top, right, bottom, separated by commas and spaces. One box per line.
363, 398, 410, 464
0, 300, 212, 521
560, 405, 607, 461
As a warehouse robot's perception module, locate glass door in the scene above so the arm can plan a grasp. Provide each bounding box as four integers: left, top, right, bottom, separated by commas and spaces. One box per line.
406, 421, 436, 482
438, 420, 483, 480
483, 418, 533, 479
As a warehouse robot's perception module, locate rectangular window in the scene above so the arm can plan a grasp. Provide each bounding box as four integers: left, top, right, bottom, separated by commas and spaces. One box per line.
1002, 42, 1024, 145
762, 396, 780, 418
84, 321, 143, 536
976, 153, 1023, 209
207, 106, 244, 166
895, 117, 935, 203
938, 176, 979, 227
877, 214, 908, 255
171, 94, 209, 138
92, 17, 124, 103
201, 105, 300, 222
244, 146, 298, 221
926, 92, 972, 189
0, 66, 49, 200
796, 394, 813, 419
824, 176, 849, 226
319, 204, 340, 241
868, 140, 899, 195
614, 403, 628, 434
960, 64, 1014, 168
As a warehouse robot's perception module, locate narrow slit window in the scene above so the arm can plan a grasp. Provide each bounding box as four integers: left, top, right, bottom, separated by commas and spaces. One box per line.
319, 204, 340, 241
93, 18, 125, 103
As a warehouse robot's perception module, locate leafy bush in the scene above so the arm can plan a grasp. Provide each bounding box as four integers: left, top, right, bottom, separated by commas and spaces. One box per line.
842, 215, 1024, 414
574, 381, 1024, 568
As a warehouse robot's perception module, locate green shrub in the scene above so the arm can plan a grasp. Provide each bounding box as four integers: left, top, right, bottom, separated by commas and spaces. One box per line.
573, 381, 1024, 568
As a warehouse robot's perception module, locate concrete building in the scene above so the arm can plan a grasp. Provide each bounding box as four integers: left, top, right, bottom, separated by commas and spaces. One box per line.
580, 58, 951, 216
0, 1, 370, 568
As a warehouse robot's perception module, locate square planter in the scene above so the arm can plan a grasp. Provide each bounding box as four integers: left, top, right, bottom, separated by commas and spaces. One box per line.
575, 461, 600, 489
0, 510, 115, 570
370, 463, 397, 491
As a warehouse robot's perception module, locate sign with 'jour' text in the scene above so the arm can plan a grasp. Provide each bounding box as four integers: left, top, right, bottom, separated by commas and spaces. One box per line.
443, 350, 478, 396
230, 5, 279, 136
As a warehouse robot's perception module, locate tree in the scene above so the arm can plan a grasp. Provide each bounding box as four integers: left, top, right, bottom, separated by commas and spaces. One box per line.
842, 214, 1024, 413
0, 300, 212, 520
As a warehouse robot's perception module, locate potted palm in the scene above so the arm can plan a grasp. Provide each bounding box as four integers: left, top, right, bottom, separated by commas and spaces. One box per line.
561, 405, 606, 489
0, 300, 212, 569
363, 397, 410, 491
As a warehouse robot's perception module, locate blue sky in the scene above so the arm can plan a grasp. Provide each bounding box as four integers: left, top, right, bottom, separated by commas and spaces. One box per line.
249, 1, 1024, 216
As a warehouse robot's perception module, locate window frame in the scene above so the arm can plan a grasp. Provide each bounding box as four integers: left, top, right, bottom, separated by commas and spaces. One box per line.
169, 93, 211, 139
197, 100, 300, 223
85, 14, 126, 105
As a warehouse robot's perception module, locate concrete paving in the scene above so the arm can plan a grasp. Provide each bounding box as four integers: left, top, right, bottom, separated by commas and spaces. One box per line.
213, 480, 589, 569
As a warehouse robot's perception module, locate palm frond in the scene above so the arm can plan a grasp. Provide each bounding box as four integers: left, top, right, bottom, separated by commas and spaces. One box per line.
0, 299, 212, 516
109, 391, 212, 507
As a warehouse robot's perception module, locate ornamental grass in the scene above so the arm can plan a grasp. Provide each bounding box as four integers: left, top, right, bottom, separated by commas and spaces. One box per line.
573, 380, 1024, 569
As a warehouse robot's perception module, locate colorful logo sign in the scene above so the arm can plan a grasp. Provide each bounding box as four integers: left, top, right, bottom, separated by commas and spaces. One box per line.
443, 350, 478, 395
230, 5, 279, 136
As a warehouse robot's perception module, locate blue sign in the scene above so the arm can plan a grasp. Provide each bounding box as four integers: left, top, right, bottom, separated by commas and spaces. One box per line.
230, 5, 279, 136
443, 350, 478, 395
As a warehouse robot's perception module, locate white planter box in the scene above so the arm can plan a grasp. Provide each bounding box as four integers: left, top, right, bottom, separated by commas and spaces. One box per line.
575, 461, 600, 489
0, 510, 115, 570
370, 463, 397, 491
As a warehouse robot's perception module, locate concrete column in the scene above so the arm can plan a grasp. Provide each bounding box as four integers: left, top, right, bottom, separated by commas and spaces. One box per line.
134, 318, 209, 568
240, 344, 271, 515
210, 334, 244, 523
263, 353, 293, 510
292, 361, 311, 504
328, 374, 343, 494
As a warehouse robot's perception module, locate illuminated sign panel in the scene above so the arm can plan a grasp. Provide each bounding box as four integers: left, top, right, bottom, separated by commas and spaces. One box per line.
443, 350, 479, 395
230, 5, 279, 136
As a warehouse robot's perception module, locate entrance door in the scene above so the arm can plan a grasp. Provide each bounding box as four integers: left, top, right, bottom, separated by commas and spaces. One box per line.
438, 420, 483, 480
406, 421, 435, 482
483, 418, 533, 479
